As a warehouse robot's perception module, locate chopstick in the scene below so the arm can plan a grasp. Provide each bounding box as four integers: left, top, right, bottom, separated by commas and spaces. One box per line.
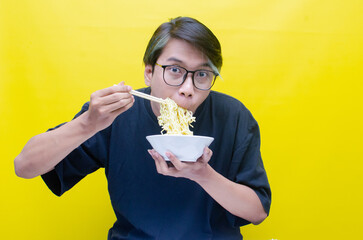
130, 90, 165, 104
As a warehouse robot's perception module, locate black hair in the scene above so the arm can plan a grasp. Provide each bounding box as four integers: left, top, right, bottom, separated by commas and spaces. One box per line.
143, 17, 222, 73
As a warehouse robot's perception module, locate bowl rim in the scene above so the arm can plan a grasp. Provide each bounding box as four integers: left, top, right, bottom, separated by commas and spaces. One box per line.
146, 134, 214, 140
145, 134, 214, 162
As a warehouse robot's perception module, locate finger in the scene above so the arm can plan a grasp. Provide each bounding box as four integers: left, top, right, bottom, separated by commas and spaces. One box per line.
148, 150, 162, 173
166, 152, 184, 171
113, 82, 132, 93
199, 147, 213, 163
150, 150, 170, 174
107, 99, 134, 121
103, 96, 134, 113
112, 97, 135, 112
101, 92, 133, 105
93, 83, 132, 98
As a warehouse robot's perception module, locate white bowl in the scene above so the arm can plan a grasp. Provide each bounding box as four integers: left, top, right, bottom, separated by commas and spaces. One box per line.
146, 135, 214, 162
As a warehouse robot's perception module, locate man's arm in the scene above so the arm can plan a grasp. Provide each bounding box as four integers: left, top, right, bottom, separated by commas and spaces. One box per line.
193, 163, 267, 225
14, 83, 134, 179
148, 148, 268, 225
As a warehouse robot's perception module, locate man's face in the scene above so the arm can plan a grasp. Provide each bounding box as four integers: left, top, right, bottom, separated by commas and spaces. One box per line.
144, 38, 212, 116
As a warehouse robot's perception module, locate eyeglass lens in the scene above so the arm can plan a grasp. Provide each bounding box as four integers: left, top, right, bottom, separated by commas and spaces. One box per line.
163, 65, 215, 90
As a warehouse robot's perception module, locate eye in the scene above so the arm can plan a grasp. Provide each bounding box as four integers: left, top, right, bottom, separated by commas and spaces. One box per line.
196, 71, 210, 78
166, 66, 182, 74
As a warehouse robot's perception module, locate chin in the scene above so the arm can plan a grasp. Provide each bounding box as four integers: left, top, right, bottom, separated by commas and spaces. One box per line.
185, 106, 197, 113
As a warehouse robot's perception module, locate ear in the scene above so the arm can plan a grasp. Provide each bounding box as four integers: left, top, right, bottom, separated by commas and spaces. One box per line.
144, 65, 153, 86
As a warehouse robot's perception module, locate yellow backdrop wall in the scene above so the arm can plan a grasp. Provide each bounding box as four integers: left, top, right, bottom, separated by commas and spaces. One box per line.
1, 1, 362, 239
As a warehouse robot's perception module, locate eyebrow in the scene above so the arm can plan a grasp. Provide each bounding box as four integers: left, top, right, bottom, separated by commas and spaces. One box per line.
166, 57, 212, 69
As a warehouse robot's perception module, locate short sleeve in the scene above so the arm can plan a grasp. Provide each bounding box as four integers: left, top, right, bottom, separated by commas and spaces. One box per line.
41, 102, 109, 196
227, 111, 271, 226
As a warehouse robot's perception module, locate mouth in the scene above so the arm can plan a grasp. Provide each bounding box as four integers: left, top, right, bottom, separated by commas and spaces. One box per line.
173, 99, 191, 110
177, 103, 196, 114
167, 95, 195, 112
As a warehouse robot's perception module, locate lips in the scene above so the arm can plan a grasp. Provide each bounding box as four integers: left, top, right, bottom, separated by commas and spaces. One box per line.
173, 98, 189, 109
168, 95, 195, 111
176, 102, 196, 113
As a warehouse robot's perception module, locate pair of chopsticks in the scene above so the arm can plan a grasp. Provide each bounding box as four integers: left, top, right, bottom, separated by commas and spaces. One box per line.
130, 90, 165, 104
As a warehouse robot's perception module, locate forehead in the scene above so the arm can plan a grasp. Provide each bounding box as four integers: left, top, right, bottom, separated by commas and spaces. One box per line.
158, 38, 209, 68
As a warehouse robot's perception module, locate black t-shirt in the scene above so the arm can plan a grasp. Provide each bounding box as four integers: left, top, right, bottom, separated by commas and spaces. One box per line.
42, 88, 271, 240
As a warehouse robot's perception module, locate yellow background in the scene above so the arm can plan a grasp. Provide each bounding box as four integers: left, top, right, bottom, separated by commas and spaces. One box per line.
1, 0, 362, 239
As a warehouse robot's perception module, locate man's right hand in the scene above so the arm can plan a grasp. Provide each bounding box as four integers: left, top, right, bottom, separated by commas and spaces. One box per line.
83, 82, 135, 132
14, 82, 134, 179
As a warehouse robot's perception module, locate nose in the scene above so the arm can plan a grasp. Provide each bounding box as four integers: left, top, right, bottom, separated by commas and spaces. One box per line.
178, 73, 194, 97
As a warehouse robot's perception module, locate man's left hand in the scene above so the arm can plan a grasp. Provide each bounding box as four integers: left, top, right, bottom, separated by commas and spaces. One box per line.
148, 147, 213, 182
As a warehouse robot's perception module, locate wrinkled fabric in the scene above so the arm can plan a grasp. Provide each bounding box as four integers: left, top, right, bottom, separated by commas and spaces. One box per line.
42, 88, 271, 240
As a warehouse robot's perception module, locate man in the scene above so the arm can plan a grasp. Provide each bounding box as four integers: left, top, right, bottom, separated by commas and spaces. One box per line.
14, 17, 271, 239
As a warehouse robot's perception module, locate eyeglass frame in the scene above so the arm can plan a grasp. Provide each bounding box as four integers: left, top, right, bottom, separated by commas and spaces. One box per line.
155, 63, 218, 90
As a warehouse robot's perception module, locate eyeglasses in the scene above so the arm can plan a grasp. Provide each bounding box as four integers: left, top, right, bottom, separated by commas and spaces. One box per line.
155, 63, 217, 90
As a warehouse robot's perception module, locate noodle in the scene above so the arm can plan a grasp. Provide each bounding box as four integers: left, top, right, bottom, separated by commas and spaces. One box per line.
158, 98, 195, 135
